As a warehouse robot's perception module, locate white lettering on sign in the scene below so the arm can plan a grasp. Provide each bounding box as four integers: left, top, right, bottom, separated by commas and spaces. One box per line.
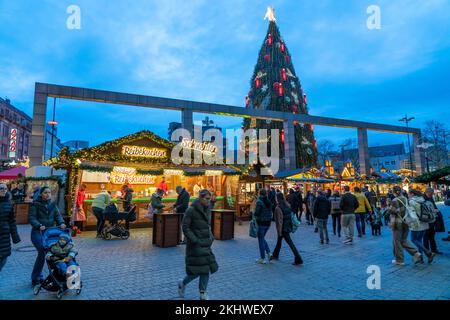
110, 172, 156, 185
122, 145, 167, 158
180, 138, 218, 156
112, 166, 137, 174
9, 128, 17, 158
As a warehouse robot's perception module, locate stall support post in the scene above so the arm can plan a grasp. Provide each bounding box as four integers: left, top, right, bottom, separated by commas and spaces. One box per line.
181, 108, 194, 138
413, 133, 424, 175
283, 120, 296, 171
357, 128, 370, 177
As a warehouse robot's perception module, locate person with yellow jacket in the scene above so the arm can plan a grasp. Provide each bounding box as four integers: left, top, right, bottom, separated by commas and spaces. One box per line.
353, 187, 372, 237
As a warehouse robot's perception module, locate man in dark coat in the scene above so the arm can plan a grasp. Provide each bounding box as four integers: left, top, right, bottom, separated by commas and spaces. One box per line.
174, 186, 190, 244
423, 188, 443, 254
178, 189, 218, 300
0, 183, 21, 272
29, 186, 66, 287
122, 185, 134, 230
313, 190, 332, 244
339, 186, 359, 245
286, 189, 300, 220
11, 182, 26, 203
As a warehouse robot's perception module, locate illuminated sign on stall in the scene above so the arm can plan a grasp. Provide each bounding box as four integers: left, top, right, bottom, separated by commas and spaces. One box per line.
180, 138, 218, 156
110, 166, 156, 185
8, 128, 17, 158
163, 169, 184, 176
122, 145, 167, 158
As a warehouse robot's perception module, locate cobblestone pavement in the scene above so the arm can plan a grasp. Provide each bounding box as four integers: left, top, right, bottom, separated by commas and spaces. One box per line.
1, 204, 449, 300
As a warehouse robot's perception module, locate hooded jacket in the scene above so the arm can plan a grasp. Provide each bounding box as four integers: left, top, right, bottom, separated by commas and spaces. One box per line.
253, 196, 272, 226
0, 194, 21, 258
28, 197, 64, 230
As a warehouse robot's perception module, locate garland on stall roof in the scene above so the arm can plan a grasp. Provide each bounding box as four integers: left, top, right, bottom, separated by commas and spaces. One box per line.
414, 165, 450, 183
136, 169, 164, 175
79, 164, 113, 173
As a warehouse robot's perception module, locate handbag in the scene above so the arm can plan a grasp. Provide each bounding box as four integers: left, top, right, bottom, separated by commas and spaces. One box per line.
434, 211, 446, 233
249, 217, 258, 238
291, 212, 301, 233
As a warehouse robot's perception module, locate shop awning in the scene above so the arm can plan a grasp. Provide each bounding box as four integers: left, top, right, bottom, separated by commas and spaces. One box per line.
0, 166, 27, 180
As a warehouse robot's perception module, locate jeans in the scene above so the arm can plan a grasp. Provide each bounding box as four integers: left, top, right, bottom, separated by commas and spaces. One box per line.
183, 274, 209, 293
257, 225, 271, 259
392, 222, 418, 263
31, 229, 45, 282
55, 260, 77, 276
92, 207, 105, 235
355, 213, 367, 236
0, 256, 7, 272
411, 230, 431, 256
332, 213, 342, 236
316, 218, 329, 242
273, 232, 302, 261
341, 214, 355, 242
423, 223, 438, 252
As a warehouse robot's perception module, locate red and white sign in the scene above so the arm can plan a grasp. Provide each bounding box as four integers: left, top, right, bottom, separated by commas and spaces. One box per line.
8, 128, 17, 158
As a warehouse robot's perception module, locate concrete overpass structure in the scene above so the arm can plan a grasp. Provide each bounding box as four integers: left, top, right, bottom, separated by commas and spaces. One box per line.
30, 82, 424, 174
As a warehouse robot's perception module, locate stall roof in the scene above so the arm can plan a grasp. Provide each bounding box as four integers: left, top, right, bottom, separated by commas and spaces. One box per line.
0, 166, 26, 180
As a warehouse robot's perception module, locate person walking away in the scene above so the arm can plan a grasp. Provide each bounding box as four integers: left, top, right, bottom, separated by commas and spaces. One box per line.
268, 187, 277, 220
423, 188, 443, 255
353, 187, 372, 237
271, 192, 303, 265
253, 189, 273, 264
304, 190, 316, 226
313, 190, 331, 244
389, 186, 422, 266
174, 186, 190, 244
122, 185, 134, 230
286, 189, 300, 221
92, 189, 111, 238
72, 184, 87, 233
408, 189, 435, 264
330, 191, 342, 237
178, 189, 218, 300
339, 186, 359, 245
294, 186, 303, 222
0, 183, 21, 272
28, 186, 66, 287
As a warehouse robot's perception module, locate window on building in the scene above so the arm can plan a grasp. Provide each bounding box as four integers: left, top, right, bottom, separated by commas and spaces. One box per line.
391, 161, 396, 165
3, 125, 8, 137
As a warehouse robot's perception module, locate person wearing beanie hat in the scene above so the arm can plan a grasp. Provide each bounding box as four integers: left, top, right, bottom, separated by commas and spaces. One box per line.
46, 233, 77, 278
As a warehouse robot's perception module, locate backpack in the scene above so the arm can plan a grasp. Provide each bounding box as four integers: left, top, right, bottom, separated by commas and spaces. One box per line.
291, 212, 301, 233
396, 198, 418, 227
418, 201, 436, 223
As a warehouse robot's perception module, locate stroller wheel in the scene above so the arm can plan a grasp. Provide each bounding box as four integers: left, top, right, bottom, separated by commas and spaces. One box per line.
56, 289, 64, 299
33, 285, 40, 295
104, 232, 112, 240
120, 231, 130, 240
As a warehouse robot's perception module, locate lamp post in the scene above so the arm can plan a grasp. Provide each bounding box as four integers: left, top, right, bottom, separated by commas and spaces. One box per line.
399, 115, 415, 176
416, 142, 433, 173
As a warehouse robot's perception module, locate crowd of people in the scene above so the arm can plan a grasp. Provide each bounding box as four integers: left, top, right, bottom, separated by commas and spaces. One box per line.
1, 176, 449, 300
249, 184, 447, 268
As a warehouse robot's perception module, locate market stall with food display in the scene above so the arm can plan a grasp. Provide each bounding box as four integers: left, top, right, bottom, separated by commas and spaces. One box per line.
48, 130, 240, 230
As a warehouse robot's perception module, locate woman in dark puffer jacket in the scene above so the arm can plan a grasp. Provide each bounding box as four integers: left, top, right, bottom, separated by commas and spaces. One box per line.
0, 183, 21, 272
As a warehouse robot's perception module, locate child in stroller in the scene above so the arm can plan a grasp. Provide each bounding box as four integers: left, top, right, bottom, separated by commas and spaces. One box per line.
33, 227, 82, 299
101, 203, 136, 240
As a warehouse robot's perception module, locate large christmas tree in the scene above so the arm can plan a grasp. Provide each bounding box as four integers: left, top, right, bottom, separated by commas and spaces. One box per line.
243, 7, 318, 169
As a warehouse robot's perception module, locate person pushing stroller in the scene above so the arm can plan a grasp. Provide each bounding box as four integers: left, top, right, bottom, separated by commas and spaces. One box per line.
45, 233, 77, 279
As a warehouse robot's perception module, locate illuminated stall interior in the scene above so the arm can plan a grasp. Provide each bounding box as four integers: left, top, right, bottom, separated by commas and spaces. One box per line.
50, 130, 240, 229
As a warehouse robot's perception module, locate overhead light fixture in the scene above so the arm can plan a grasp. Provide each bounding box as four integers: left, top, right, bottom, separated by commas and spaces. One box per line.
76, 159, 82, 165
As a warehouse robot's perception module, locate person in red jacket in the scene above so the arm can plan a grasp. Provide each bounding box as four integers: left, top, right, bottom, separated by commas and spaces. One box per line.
72, 184, 87, 233
158, 177, 168, 195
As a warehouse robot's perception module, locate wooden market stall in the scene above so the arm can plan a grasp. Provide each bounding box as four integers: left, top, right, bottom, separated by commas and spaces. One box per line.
49, 130, 240, 230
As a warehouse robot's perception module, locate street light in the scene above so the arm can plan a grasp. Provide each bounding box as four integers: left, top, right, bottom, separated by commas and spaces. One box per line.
399, 115, 415, 176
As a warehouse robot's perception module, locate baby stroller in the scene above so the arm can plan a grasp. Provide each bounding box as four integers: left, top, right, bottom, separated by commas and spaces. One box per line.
33, 227, 82, 299
101, 204, 136, 240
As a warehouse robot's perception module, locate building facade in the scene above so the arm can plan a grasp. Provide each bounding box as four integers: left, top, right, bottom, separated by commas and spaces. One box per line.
0, 97, 32, 162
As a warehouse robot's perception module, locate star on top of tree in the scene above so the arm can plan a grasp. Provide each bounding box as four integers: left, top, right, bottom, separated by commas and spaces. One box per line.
264, 6, 276, 22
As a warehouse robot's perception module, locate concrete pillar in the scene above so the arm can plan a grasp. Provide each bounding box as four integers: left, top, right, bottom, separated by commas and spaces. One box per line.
30, 83, 48, 167
283, 120, 297, 170
357, 128, 370, 176
413, 133, 424, 175
181, 108, 193, 138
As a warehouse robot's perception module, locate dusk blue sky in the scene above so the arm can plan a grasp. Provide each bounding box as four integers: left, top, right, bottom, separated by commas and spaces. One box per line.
1, 0, 449, 151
